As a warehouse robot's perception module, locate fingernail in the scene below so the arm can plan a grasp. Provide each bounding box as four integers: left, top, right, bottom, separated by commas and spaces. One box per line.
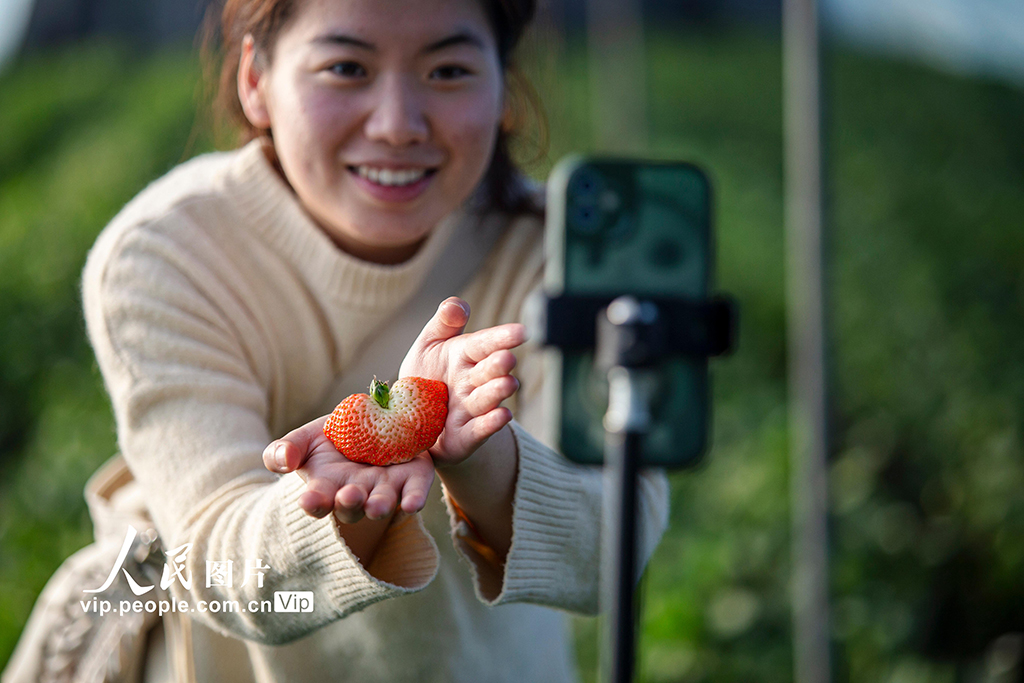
274, 444, 287, 472
446, 299, 468, 316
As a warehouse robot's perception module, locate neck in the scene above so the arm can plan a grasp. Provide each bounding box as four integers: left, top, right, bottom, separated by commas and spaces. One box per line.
323, 228, 428, 266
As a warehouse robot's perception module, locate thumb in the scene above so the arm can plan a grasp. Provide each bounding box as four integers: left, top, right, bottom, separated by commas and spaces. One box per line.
415, 297, 470, 348
263, 415, 329, 474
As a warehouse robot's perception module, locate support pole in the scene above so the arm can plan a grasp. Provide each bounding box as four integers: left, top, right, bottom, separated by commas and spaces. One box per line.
783, 0, 832, 682
600, 299, 655, 683
586, 0, 649, 152
604, 428, 642, 683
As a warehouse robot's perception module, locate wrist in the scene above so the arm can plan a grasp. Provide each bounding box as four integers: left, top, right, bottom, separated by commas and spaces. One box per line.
436, 425, 517, 519
438, 423, 519, 567
435, 424, 514, 481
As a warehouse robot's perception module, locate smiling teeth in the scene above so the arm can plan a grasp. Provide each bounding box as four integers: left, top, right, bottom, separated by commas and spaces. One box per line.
356, 166, 428, 186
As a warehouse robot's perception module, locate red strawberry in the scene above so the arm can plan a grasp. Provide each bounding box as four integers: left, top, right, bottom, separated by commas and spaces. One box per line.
323, 377, 448, 466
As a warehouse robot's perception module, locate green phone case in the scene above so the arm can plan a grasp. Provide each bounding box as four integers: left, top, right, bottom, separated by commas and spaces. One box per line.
544, 156, 714, 467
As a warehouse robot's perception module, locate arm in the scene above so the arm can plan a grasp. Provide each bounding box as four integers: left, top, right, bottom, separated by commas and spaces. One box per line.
262, 416, 435, 567
83, 223, 440, 644
446, 288, 671, 609
434, 422, 517, 561
352, 292, 669, 610
400, 297, 524, 563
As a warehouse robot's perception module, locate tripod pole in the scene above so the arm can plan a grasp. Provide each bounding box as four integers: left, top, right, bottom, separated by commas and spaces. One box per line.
600, 296, 656, 683
604, 423, 643, 683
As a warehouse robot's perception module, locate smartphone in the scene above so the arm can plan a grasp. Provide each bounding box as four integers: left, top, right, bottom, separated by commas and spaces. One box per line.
542, 156, 714, 467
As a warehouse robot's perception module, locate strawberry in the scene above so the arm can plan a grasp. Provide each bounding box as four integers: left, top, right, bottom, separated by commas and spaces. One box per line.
323, 377, 448, 466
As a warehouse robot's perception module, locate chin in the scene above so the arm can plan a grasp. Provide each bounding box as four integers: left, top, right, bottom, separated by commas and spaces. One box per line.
360, 204, 441, 237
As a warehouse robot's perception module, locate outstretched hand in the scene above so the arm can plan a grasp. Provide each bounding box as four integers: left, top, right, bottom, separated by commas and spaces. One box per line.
399, 296, 527, 468
262, 417, 434, 524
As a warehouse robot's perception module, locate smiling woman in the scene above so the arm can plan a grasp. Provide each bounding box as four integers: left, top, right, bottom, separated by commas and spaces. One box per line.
232, 0, 506, 264
210, 0, 538, 244
1, 0, 670, 682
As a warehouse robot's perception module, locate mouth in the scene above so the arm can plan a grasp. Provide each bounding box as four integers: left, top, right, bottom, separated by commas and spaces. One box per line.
348, 165, 438, 187
346, 164, 438, 204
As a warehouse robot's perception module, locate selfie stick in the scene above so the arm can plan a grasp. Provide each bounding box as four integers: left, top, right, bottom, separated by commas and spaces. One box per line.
541, 293, 736, 683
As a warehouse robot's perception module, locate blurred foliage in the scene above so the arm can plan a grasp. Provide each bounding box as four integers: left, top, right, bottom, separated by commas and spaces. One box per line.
2, 29, 1024, 683
0, 40, 213, 665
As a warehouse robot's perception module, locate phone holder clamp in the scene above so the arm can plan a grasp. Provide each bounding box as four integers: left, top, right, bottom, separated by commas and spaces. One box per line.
538, 293, 737, 362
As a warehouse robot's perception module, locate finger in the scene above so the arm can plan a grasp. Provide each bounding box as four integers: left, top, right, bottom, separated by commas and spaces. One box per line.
364, 484, 399, 521
334, 484, 369, 524
398, 464, 435, 514
468, 349, 518, 386
298, 475, 342, 518
461, 323, 528, 364
464, 407, 514, 445
263, 415, 329, 473
463, 376, 520, 417
410, 297, 470, 353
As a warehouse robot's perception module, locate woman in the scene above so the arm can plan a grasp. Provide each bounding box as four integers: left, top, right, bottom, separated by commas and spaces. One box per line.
4, 0, 669, 681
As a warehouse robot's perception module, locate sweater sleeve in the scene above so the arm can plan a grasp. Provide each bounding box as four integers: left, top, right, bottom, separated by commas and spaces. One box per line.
446, 216, 671, 612
82, 219, 439, 646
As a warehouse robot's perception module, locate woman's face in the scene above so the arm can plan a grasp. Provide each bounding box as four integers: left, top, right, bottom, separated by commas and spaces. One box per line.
240, 0, 505, 264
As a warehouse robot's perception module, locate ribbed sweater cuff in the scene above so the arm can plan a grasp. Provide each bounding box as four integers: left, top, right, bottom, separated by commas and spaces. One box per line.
279, 473, 439, 616
464, 421, 586, 607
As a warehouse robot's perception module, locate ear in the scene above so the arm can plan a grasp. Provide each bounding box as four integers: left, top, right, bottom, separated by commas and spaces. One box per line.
238, 34, 272, 130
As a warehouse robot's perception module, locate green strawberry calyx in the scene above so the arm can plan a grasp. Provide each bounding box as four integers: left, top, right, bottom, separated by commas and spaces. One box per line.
369, 377, 390, 410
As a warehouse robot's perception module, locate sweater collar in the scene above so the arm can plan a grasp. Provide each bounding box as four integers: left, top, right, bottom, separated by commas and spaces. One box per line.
227, 139, 463, 314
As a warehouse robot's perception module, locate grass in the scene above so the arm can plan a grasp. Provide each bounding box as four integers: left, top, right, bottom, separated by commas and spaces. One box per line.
2, 29, 1024, 682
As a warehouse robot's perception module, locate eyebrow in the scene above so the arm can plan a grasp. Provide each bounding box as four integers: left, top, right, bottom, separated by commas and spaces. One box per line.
312, 34, 375, 50
422, 31, 487, 54
311, 29, 487, 54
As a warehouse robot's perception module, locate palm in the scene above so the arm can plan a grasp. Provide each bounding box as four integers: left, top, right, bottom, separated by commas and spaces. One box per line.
419, 340, 483, 463
271, 415, 435, 521
398, 298, 527, 467
303, 432, 434, 492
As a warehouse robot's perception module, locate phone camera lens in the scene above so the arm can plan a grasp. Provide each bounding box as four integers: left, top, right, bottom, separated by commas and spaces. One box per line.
569, 167, 605, 203
570, 203, 602, 234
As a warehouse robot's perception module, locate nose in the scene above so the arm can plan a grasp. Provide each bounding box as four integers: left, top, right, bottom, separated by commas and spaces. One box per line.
364, 74, 429, 147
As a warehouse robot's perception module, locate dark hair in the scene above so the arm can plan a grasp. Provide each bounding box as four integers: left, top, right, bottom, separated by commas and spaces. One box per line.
199, 0, 544, 215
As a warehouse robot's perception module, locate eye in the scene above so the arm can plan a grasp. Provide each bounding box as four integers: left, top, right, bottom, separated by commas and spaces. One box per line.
430, 65, 472, 80
328, 61, 367, 78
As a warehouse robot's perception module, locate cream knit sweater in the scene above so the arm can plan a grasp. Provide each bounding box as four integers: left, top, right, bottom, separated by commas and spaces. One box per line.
80, 141, 669, 683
